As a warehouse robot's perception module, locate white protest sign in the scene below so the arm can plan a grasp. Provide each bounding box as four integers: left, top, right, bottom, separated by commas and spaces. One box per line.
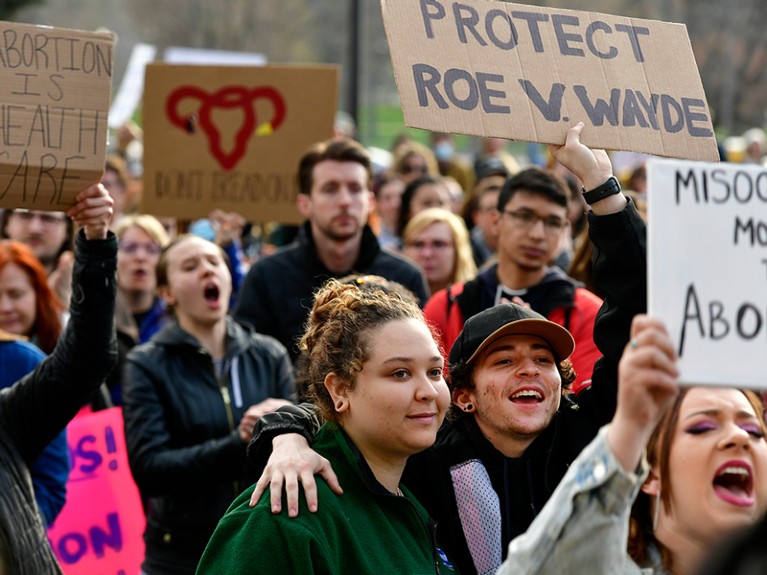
381, 0, 719, 162
109, 43, 157, 129
648, 158, 767, 389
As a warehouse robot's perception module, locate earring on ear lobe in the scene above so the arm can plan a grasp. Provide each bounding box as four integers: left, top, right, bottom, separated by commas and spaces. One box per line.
653, 491, 661, 531
463, 403, 474, 413
335, 400, 345, 412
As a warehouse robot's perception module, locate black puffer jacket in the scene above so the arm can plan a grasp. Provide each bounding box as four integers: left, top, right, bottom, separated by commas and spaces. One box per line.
234, 222, 429, 361
0, 231, 117, 575
122, 317, 295, 575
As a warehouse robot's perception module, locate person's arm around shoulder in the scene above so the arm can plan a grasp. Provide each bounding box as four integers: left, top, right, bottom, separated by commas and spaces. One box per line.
498, 315, 678, 575
247, 403, 342, 516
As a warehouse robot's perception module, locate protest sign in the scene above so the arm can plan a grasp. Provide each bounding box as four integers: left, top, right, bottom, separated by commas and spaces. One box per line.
648, 158, 767, 389
142, 64, 338, 222
381, 0, 718, 162
0, 21, 115, 210
47, 407, 145, 575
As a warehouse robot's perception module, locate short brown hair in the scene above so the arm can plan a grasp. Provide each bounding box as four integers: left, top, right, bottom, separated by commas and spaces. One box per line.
297, 138, 372, 196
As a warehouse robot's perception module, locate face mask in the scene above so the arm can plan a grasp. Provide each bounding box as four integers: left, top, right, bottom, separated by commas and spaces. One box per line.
434, 141, 454, 161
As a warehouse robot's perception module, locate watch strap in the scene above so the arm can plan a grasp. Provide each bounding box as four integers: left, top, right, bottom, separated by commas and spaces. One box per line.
581, 176, 621, 205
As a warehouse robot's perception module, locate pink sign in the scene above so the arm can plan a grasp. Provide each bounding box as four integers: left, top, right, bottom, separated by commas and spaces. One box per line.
47, 407, 145, 575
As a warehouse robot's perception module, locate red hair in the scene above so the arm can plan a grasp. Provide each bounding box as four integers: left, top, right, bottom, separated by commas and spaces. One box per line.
0, 240, 64, 353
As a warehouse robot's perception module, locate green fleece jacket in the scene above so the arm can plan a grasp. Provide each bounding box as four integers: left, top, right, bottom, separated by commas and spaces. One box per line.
196, 424, 457, 574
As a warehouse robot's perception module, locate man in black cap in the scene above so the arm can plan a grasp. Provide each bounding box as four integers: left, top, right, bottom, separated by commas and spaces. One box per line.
426, 165, 604, 393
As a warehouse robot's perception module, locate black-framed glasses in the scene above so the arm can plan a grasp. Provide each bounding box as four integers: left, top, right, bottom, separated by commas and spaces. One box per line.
502, 210, 567, 234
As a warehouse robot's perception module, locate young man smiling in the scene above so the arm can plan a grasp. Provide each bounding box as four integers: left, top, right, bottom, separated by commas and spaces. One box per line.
425, 167, 603, 393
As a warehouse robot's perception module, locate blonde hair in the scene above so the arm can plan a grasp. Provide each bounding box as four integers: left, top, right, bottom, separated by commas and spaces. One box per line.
391, 140, 440, 178
114, 213, 170, 247
403, 207, 477, 284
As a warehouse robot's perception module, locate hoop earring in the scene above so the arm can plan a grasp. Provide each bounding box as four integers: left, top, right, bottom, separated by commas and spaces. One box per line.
653, 492, 661, 531
463, 403, 474, 413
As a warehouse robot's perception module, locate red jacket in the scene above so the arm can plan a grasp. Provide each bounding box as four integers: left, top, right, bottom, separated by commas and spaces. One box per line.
424, 268, 602, 393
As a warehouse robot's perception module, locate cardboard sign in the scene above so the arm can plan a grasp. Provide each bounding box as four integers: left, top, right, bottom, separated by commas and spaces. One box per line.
47, 407, 145, 575
381, 0, 718, 162
0, 21, 115, 210
142, 64, 338, 222
648, 158, 767, 389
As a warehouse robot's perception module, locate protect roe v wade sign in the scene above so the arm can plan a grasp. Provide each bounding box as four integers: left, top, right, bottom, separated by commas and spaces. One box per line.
0, 21, 115, 210
381, 0, 719, 162
648, 159, 767, 389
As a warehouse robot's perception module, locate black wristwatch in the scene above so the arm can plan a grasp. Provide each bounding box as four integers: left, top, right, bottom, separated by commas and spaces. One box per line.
581, 176, 621, 205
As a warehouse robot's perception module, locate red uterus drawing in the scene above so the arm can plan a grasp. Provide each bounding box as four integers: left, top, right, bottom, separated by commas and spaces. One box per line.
166, 85, 287, 170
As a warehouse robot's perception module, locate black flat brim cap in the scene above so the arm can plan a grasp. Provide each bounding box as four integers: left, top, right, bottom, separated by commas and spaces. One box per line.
449, 303, 576, 366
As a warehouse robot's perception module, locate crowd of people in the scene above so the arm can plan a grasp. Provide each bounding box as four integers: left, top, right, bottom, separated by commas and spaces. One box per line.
1, 95, 767, 575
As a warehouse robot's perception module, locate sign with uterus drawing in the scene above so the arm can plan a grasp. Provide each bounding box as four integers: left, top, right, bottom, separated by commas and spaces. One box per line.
142, 64, 338, 222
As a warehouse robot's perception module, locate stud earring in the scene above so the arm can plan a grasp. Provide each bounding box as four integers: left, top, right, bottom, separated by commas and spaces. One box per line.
463, 403, 474, 412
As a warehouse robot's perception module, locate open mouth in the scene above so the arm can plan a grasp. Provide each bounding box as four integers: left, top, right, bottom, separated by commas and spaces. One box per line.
509, 389, 543, 404
203, 283, 220, 303
713, 462, 754, 506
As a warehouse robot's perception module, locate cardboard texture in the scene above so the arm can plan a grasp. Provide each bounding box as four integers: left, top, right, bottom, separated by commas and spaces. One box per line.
647, 158, 767, 389
0, 21, 115, 210
381, 0, 719, 162
142, 64, 338, 222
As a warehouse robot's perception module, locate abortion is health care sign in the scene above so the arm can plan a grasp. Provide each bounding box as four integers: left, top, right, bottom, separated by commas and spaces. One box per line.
47, 407, 145, 575
648, 158, 767, 389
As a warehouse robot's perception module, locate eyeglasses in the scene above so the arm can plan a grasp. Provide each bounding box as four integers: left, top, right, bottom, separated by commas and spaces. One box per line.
405, 240, 454, 251
502, 210, 567, 234
401, 164, 427, 176
119, 241, 162, 256
10, 210, 68, 225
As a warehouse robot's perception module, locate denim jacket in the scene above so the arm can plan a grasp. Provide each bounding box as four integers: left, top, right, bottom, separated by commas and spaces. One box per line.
496, 426, 670, 575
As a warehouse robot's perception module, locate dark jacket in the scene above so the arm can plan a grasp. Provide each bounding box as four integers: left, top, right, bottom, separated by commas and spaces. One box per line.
122, 316, 295, 575
0, 231, 117, 575
234, 221, 429, 360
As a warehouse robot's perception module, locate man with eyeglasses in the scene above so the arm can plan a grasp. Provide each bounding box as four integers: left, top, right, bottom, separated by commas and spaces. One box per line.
2, 208, 74, 306
425, 167, 603, 393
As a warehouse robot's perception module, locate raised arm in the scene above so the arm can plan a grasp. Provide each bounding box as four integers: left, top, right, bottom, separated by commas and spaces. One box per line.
2, 183, 116, 463
497, 315, 678, 574
551, 123, 647, 420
